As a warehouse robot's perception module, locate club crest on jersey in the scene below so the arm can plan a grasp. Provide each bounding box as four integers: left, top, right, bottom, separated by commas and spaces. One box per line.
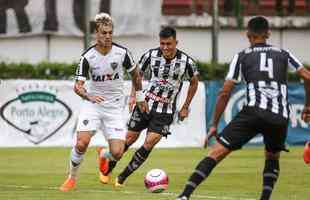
0, 83, 72, 144
111, 62, 118, 70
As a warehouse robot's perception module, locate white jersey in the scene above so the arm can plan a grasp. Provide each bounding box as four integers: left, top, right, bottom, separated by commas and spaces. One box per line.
75, 43, 136, 108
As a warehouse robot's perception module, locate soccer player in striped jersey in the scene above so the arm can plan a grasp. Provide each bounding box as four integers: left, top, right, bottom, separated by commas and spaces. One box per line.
98, 26, 199, 186
59, 13, 148, 192
177, 16, 310, 200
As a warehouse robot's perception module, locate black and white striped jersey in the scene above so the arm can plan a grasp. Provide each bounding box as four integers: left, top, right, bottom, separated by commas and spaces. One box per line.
139, 48, 199, 114
75, 43, 135, 107
226, 43, 303, 119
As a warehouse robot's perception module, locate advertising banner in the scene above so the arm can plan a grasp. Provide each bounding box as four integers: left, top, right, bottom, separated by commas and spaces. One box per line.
0, 0, 161, 37
0, 80, 206, 148
205, 81, 310, 145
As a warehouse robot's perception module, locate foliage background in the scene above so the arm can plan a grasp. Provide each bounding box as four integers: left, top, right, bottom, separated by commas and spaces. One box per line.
0, 62, 309, 81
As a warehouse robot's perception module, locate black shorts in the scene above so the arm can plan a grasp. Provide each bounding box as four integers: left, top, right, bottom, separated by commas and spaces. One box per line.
127, 106, 174, 137
218, 106, 288, 153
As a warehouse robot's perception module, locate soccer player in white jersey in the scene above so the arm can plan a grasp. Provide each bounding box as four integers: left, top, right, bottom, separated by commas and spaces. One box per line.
97, 26, 199, 186
59, 13, 148, 192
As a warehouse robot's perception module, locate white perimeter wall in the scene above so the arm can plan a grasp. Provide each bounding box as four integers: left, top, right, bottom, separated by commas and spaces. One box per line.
1, 29, 310, 64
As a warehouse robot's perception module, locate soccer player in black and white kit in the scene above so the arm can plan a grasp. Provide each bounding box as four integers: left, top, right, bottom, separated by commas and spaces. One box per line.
98, 26, 199, 186
59, 13, 148, 192
177, 16, 310, 200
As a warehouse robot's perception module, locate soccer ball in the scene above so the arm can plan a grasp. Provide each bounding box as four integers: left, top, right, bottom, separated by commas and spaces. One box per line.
144, 169, 169, 193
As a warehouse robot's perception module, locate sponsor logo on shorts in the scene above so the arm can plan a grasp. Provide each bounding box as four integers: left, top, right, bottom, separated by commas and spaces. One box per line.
162, 125, 169, 134
130, 121, 136, 128
83, 119, 89, 125
0, 83, 72, 144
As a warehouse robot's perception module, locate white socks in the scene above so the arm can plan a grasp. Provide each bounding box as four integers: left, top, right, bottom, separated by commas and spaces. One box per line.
69, 147, 84, 179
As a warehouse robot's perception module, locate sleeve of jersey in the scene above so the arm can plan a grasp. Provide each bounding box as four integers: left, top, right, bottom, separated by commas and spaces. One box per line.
186, 58, 199, 78
138, 51, 151, 73
225, 53, 242, 83
287, 50, 303, 72
123, 50, 136, 72
75, 56, 89, 81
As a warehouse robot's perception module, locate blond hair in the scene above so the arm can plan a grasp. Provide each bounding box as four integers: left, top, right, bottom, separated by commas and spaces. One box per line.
94, 13, 113, 31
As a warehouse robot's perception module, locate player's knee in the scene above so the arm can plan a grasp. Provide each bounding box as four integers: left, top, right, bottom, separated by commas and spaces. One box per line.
208, 142, 230, 161
111, 150, 123, 161
143, 141, 156, 150
75, 140, 88, 153
126, 131, 139, 144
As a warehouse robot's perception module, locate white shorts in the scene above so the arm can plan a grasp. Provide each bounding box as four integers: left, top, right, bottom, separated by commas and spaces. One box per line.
76, 101, 126, 140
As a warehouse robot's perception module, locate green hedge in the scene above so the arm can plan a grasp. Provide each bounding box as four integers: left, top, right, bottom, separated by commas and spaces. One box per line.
0, 61, 308, 81
0, 62, 76, 80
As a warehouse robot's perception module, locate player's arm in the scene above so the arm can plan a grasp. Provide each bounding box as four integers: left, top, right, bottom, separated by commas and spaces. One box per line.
297, 67, 310, 122
178, 75, 199, 121
211, 80, 235, 127
74, 80, 104, 103
125, 49, 150, 113
179, 58, 199, 121
130, 66, 143, 93
74, 56, 104, 103
74, 80, 89, 100
203, 80, 236, 147
287, 51, 310, 122
207, 53, 241, 142
129, 66, 149, 113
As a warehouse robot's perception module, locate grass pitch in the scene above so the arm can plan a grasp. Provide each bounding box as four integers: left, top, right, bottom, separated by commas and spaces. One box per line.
0, 147, 309, 200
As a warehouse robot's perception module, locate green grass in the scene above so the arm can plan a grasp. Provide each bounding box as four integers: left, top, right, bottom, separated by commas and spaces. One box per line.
0, 147, 309, 200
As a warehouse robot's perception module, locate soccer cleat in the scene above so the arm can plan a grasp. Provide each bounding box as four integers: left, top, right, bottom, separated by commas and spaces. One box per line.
176, 196, 188, 200
303, 141, 310, 164
99, 171, 111, 184
97, 147, 110, 175
114, 177, 124, 188
59, 177, 76, 192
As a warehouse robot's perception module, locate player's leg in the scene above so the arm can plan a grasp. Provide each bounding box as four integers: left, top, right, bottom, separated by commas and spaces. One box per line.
259, 119, 288, 200
97, 137, 125, 184
60, 131, 93, 192
98, 106, 147, 184
60, 102, 101, 191
177, 106, 258, 199
177, 142, 231, 200
98, 130, 140, 179
116, 131, 162, 185
259, 151, 280, 200
116, 111, 172, 186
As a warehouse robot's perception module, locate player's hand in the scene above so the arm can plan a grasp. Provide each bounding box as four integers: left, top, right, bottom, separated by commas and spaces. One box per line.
87, 95, 105, 104
128, 96, 136, 112
136, 100, 149, 113
302, 106, 310, 123
178, 106, 189, 121
204, 126, 218, 149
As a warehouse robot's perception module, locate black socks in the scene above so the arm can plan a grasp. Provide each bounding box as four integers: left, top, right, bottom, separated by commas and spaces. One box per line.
179, 156, 217, 199
118, 146, 151, 183
260, 159, 280, 200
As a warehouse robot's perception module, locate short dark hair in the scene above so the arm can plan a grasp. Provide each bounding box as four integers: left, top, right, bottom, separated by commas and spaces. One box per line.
159, 26, 176, 39
247, 16, 269, 35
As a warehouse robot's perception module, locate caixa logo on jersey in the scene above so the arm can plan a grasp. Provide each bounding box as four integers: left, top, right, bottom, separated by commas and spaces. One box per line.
0, 84, 72, 144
